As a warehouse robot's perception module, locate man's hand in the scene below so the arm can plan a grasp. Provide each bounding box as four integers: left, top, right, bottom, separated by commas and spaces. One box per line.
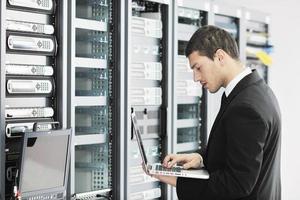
152, 174, 177, 187
163, 153, 203, 169
140, 163, 177, 187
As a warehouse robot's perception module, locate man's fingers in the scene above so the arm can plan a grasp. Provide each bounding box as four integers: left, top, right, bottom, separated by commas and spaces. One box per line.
167, 158, 179, 168
163, 153, 203, 169
163, 153, 200, 168
182, 156, 202, 169
163, 154, 175, 167
164, 154, 186, 168
182, 162, 192, 169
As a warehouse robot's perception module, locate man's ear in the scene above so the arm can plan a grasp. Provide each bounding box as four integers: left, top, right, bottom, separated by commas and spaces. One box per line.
215, 49, 226, 65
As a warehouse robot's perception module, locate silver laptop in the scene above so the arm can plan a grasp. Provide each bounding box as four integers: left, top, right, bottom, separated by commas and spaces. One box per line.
131, 111, 209, 179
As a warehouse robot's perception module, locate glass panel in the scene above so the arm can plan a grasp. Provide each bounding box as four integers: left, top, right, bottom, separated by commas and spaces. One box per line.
75, 106, 108, 135
178, 7, 201, 26
177, 127, 198, 143
130, 140, 161, 161
247, 21, 267, 33
75, 68, 108, 96
178, 40, 188, 55
177, 104, 199, 119
75, 143, 110, 193
215, 15, 239, 43
76, 0, 109, 22
76, 28, 109, 59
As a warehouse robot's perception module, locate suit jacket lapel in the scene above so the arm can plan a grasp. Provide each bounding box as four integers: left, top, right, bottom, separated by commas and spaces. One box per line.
207, 70, 263, 149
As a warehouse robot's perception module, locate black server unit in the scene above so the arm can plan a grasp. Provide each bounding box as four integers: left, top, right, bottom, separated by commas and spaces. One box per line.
1, 0, 67, 199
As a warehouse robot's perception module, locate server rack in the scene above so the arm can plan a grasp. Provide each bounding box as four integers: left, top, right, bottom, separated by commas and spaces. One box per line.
207, 2, 243, 134
68, 0, 119, 199
243, 9, 271, 83
172, 1, 210, 198
125, 0, 172, 199
172, 0, 209, 156
1, 0, 68, 199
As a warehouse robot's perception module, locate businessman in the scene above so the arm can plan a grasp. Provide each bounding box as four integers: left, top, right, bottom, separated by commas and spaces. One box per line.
155, 25, 281, 199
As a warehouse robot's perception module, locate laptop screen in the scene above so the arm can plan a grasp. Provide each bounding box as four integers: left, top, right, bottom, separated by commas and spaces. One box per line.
19, 130, 71, 195
131, 111, 148, 167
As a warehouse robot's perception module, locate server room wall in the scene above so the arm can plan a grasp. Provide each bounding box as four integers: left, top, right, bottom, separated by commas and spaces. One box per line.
224, 0, 300, 199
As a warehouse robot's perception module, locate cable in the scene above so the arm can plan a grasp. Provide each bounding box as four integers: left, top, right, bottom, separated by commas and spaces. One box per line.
10, 169, 20, 200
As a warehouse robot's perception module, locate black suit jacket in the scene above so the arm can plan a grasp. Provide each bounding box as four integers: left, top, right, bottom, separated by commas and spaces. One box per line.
176, 70, 281, 200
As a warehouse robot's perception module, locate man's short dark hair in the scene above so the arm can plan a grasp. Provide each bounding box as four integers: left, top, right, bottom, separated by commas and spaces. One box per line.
185, 25, 239, 60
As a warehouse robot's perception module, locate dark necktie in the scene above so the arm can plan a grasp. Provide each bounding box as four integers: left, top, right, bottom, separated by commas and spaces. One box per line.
220, 92, 227, 111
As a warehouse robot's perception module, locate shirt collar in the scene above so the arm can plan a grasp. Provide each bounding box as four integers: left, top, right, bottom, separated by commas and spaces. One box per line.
225, 67, 252, 97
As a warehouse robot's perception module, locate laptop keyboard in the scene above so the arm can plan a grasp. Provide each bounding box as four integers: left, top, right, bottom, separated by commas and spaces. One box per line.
154, 164, 183, 172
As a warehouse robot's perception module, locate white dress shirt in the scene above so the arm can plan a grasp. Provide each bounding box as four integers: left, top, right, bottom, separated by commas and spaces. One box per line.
225, 67, 252, 97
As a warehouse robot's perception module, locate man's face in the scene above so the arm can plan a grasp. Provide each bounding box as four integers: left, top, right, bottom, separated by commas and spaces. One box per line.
188, 51, 223, 93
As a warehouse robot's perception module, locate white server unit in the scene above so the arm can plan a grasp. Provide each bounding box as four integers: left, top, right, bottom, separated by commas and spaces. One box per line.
244, 9, 272, 83
125, 0, 172, 199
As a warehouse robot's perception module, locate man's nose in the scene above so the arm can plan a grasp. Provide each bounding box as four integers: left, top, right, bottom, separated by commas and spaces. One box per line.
193, 71, 200, 82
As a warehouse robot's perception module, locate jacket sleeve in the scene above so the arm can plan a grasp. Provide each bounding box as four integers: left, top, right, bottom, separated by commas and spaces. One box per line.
176, 103, 268, 199
195, 145, 207, 165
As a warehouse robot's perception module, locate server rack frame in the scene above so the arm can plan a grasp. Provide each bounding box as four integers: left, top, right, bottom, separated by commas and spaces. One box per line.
56, 0, 69, 130
112, 0, 124, 199
0, 0, 6, 199
118, 0, 128, 198
123, 1, 130, 198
